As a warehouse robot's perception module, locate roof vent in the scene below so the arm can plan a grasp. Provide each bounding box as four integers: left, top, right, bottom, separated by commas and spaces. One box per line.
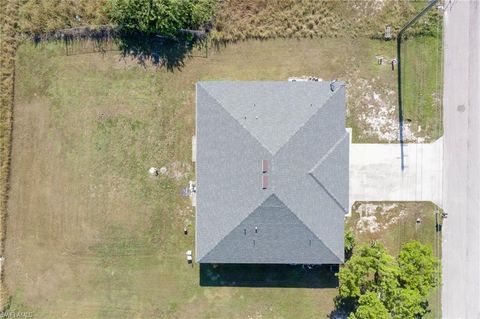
262, 160, 268, 173
330, 80, 337, 92
262, 175, 268, 189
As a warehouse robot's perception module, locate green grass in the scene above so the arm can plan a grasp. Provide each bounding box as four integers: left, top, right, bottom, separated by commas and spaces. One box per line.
347, 202, 439, 255
401, 33, 443, 141
5, 36, 443, 318
7, 38, 358, 319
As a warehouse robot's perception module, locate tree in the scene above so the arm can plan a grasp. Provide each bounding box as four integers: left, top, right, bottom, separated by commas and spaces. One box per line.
336, 240, 440, 318
349, 292, 390, 319
397, 241, 440, 297
338, 242, 399, 305
106, 0, 216, 35
388, 288, 428, 319
345, 229, 356, 260
336, 242, 399, 313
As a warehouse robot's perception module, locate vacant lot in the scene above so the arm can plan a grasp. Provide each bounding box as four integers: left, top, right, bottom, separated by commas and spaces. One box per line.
5, 38, 439, 318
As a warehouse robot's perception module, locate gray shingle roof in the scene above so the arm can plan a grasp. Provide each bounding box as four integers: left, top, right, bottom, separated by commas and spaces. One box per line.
196, 81, 348, 264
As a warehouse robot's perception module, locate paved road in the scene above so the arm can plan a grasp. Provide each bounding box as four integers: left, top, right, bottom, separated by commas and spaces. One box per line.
442, 1, 480, 318
349, 139, 443, 210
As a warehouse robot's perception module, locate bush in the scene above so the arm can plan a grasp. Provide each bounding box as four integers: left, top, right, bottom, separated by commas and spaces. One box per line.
106, 0, 216, 35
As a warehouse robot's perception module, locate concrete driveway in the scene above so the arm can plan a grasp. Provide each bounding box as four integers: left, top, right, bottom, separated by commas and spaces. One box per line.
349, 138, 443, 210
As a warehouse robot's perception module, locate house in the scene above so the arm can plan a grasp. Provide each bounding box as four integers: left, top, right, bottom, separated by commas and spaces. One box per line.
195, 81, 349, 264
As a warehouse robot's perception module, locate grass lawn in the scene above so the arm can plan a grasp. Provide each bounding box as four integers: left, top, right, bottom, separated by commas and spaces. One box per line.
401, 33, 443, 142
4, 37, 441, 318
346, 201, 442, 318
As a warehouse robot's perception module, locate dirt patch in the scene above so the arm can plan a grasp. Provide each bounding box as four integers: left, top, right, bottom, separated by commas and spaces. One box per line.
355, 203, 407, 233
346, 72, 422, 143
167, 161, 192, 181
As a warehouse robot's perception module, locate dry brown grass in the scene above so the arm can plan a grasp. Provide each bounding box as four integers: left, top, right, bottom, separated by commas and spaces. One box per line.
18, 0, 108, 35
0, 0, 17, 311
15, 0, 427, 42
211, 0, 417, 42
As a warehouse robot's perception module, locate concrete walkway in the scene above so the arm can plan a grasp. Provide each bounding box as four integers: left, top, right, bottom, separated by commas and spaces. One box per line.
349, 138, 443, 210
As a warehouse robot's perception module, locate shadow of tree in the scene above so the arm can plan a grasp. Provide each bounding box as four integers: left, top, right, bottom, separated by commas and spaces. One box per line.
33, 26, 207, 71
199, 264, 339, 288
115, 32, 207, 71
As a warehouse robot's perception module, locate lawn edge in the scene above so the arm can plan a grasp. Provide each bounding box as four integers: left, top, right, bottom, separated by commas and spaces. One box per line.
0, 0, 17, 310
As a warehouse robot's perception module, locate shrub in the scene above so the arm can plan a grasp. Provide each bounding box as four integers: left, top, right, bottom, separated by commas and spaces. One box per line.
105, 0, 216, 35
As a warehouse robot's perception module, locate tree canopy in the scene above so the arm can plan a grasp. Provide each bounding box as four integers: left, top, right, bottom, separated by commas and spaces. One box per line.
349, 292, 390, 319
345, 229, 356, 260
106, 0, 216, 35
388, 288, 427, 319
338, 242, 398, 303
397, 241, 440, 297
336, 240, 440, 318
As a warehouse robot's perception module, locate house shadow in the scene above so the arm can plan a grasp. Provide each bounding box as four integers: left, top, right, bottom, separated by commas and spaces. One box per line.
199, 264, 339, 288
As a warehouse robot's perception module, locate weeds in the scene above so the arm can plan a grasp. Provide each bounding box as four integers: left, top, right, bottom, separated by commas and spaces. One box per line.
210, 0, 417, 42
0, 0, 17, 310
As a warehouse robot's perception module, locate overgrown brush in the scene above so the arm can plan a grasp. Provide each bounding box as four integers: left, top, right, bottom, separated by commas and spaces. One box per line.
18, 0, 108, 35
17, 0, 216, 37
0, 0, 17, 311
15, 0, 439, 43
210, 0, 419, 42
